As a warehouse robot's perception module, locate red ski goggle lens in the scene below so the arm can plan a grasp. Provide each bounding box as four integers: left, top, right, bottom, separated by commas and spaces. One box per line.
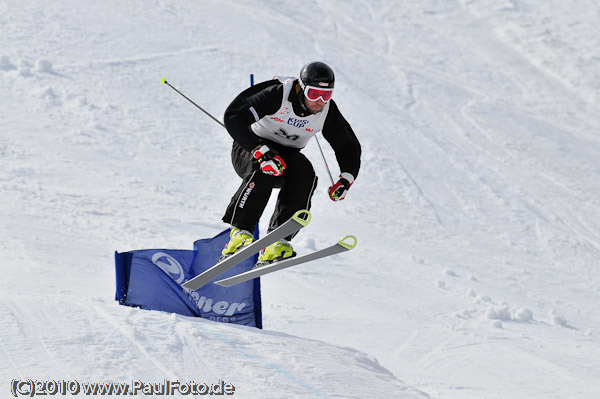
304, 86, 333, 102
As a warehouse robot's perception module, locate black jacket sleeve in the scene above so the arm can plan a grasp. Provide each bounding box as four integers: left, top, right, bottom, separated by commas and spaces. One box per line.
223, 80, 283, 152
322, 100, 362, 179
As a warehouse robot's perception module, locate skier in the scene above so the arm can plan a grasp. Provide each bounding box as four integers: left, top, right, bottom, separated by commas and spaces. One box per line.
221, 61, 361, 264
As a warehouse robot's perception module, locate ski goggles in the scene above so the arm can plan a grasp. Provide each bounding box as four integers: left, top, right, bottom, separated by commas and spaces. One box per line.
303, 86, 334, 102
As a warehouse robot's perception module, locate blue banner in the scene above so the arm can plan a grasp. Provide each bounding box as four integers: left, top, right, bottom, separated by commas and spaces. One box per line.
115, 229, 262, 328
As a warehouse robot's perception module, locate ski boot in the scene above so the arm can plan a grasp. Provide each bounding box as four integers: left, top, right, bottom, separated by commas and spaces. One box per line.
221, 228, 254, 259
255, 239, 296, 268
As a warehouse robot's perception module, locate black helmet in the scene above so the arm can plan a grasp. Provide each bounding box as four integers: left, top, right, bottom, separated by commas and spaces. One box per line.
299, 61, 335, 90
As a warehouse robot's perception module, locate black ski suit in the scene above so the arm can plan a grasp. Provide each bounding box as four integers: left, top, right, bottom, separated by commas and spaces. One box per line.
222, 78, 361, 239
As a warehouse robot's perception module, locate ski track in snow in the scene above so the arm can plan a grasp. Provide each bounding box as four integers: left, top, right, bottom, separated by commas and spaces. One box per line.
2, 0, 600, 398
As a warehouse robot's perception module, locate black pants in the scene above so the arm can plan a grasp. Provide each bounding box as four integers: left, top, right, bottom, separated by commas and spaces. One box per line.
222, 142, 317, 240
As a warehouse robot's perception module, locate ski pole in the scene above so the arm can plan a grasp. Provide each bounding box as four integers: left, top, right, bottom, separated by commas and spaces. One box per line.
161, 78, 225, 128
314, 135, 335, 185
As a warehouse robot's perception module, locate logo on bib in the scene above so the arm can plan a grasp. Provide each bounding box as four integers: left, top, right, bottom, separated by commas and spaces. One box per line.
287, 117, 309, 129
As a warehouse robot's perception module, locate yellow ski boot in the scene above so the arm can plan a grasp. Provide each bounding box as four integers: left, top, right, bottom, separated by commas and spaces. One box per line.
221, 228, 254, 259
256, 239, 296, 267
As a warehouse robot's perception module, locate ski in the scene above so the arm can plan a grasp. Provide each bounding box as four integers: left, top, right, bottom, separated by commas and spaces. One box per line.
214, 235, 357, 288
181, 210, 311, 291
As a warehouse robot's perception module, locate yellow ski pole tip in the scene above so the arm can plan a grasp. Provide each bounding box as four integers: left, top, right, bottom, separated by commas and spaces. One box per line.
161, 77, 167, 84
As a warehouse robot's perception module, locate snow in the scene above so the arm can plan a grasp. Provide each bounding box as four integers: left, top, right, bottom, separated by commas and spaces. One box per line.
2, 0, 600, 398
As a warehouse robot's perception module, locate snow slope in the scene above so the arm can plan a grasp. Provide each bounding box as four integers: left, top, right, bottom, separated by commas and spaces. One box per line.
2, 0, 600, 398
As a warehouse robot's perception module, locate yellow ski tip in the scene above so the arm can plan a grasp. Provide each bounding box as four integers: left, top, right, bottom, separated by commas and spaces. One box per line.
161, 77, 168, 84
338, 235, 357, 250
292, 210, 311, 227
